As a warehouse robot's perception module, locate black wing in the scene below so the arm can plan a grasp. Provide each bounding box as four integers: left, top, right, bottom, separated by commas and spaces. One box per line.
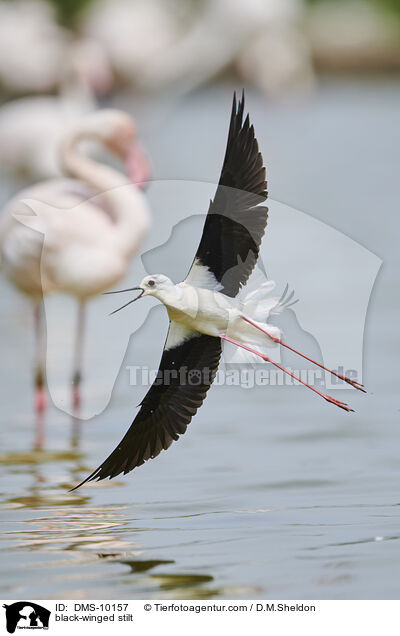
72, 325, 221, 487
186, 90, 268, 297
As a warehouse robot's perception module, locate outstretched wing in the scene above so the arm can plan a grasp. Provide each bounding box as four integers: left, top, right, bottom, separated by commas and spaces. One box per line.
72, 324, 221, 487
186, 90, 268, 298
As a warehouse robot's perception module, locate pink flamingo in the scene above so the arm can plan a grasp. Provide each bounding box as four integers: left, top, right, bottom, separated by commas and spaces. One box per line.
0, 109, 151, 436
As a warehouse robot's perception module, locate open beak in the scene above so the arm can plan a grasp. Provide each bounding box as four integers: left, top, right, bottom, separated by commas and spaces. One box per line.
103, 286, 144, 315
125, 140, 151, 190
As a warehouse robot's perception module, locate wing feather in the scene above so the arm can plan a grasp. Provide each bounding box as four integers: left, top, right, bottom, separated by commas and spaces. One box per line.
72, 325, 221, 488
186, 91, 268, 297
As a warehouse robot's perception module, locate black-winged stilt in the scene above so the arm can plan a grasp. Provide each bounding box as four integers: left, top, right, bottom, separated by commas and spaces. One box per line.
73, 92, 364, 489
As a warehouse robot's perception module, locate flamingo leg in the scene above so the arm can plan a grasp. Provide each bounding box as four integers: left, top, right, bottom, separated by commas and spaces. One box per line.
33, 300, 47, 450
33, 300, 47, 415
70, 414, 81, 449
72, 301, 86, 412
241, 315, 365, 392
221, 334, 354, 412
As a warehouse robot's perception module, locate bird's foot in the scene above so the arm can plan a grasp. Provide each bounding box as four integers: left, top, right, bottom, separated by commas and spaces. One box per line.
324, 395, 354, 412
241, 315, 366, 393
341, 376, 366, 392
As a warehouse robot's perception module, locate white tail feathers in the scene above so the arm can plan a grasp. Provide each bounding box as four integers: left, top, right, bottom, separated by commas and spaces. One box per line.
222, 281, 298, 367
242, 281, 298, 322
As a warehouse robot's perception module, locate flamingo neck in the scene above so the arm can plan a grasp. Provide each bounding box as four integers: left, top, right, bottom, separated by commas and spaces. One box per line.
60, 133, 128, 191
59, 132, 150, 256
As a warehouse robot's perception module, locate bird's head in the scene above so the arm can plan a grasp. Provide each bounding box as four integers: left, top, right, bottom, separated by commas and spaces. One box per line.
106, 274, 175, 314
138, 274, 174, 297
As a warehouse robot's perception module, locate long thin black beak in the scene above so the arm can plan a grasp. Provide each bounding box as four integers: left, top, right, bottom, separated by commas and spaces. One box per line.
103, 286, 143, 295
105, 287, 144, 315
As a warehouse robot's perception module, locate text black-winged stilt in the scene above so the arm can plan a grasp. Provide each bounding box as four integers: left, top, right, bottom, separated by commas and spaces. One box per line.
72, 92, 364, 490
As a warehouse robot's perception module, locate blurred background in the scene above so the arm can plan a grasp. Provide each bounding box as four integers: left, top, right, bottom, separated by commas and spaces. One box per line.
1, 0, 400, 101
0, 0, 399, 601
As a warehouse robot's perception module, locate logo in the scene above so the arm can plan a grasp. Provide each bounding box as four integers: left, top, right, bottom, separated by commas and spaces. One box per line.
18, 182, 381, 417
3, 602, 50, 634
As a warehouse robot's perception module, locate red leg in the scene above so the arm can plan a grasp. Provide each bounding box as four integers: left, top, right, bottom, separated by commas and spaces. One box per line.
221, 335, 354, 412
241, 315, 365, 392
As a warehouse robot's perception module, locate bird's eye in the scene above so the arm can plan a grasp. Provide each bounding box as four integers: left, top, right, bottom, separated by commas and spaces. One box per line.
148, 280, 155, 287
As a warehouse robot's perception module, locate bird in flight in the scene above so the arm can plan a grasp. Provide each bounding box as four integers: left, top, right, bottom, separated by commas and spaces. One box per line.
72, 91, 364, 490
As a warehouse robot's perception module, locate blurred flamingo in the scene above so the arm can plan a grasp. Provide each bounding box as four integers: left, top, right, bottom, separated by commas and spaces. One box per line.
0, 0, 69, 95
0, 40, 113, 180
81, 0, 312, 97
0, 109, 151, 430
81, 0, 183, 86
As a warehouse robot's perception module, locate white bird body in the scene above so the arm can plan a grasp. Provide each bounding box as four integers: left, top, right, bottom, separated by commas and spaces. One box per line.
148, 277, 282, 349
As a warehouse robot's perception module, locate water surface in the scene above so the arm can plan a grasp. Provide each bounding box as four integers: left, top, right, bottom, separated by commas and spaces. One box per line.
0, 80, 399, 600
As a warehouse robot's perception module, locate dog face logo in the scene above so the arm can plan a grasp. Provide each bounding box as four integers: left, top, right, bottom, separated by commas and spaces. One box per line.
3, 602, 50, 634
187, 370, 202, 386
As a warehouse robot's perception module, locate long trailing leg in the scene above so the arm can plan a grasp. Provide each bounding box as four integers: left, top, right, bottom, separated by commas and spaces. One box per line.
221, 335, 354, 412
241, 315, 365, 392
72, 301, 86, 412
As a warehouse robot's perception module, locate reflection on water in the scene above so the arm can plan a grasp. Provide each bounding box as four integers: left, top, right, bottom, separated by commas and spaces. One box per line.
2, 402, 398, 600
0, 431, 229, 599
122, 559, 174, 573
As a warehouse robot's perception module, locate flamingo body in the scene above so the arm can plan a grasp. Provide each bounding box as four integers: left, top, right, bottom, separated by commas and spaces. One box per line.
0, 180, 133, 298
